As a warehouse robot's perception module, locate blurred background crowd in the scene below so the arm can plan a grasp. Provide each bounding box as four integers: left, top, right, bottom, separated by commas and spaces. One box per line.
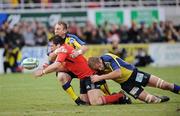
1, 20, 179, 48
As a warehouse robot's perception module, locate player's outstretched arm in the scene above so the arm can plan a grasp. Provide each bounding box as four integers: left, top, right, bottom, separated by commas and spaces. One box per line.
34, 62, 62, 78
70, 45, 88, 58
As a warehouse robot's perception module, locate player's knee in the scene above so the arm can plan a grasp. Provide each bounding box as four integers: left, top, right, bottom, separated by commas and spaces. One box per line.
80, 94, 89, 104
57, 76, 64, 83
57, 73, 69, 84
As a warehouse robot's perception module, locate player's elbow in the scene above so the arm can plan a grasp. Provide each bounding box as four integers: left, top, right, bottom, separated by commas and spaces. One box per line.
48, 56, 55, 62
114, 69, 122, 77
48, 53, 56, 62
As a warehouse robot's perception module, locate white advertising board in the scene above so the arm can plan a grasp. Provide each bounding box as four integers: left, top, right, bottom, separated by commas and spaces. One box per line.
0, 47, 48, 74
0, 49, 4, 74
21, 47, 48, 72
149, 43, 180, 67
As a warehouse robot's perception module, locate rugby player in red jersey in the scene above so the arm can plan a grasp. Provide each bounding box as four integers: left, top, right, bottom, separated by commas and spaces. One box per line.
45, 22, 110, 105
34, 35, 131, 105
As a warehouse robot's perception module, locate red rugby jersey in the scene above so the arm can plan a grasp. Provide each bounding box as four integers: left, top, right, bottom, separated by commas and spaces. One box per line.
55, 44, 94, 79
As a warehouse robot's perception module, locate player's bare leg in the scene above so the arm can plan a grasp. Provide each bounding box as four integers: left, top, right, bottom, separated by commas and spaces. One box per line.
80, 94, 89, 104
87, 89, 104, 105
57, 72, 72, 85
57, 72, 86, 105
147, 75, 180, 94
138, 90, 169, 103
99, 80, 111, 95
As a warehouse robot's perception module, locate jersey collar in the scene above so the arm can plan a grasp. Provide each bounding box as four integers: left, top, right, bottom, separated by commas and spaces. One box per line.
65, 33, 70, 39
100, 57, 107, 69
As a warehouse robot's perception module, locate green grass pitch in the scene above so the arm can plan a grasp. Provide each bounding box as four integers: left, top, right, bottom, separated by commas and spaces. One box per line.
0, 66, 180, 116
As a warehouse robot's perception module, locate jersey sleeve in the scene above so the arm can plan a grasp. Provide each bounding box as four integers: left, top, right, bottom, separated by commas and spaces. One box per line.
67, 33, 86, 49
110, 58, 121, 70
73, 40, 83, 49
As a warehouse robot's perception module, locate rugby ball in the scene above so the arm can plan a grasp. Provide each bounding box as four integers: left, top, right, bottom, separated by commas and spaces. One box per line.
22, 58, 39, 70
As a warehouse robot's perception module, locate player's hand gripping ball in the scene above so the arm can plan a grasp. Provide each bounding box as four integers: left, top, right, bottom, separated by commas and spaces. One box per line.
22, 58, 39, 70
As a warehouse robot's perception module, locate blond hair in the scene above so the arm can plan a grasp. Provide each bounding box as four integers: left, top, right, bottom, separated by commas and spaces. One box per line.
88, 57, 101, 69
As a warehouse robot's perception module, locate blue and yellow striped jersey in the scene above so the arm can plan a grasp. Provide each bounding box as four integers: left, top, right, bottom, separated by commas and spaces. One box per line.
47, 33, 85, 56
101, 53, 136, 83
65, 33, 85, 49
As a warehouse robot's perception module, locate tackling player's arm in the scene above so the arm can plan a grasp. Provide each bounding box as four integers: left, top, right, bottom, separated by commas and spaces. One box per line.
69, 35, 88, 58
91, 69, 121, 83
91, 55, 122, 83
75, 39, 88, 54
70, 44, 88, 58
78, 45, 88, 55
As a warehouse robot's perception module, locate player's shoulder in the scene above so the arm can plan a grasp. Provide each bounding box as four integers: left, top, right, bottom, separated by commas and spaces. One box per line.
101, 53, 113, 60
65, 33, 78, 43
66, 33, 85, 44
103, 53, 119, 60
62, 44, 74, 51
66, 33, 79, 39
57, 44, 70, 53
